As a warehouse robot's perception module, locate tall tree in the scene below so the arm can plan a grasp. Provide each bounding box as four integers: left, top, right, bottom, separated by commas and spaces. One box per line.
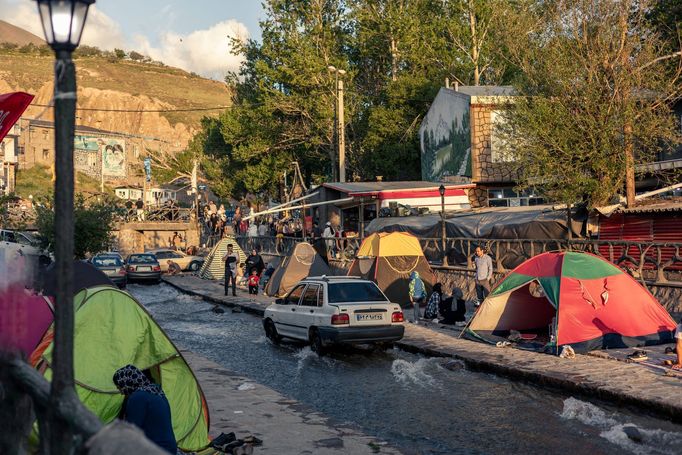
498, 0, 682, 208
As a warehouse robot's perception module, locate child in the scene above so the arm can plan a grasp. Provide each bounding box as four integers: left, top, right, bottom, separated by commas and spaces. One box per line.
248, 269, 260, 295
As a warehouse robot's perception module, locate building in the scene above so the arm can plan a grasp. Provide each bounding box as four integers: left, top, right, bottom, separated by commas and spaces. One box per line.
313, 181, 474, 234
13, 118, 178, 190
0, 123, 20, 194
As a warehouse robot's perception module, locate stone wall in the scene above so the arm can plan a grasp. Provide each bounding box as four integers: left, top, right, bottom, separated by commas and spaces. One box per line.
114, 221, 200, 255
471, 104, 518, 184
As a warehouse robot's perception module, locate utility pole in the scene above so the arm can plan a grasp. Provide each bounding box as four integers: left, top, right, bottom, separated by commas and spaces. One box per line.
328, 66, 346, 182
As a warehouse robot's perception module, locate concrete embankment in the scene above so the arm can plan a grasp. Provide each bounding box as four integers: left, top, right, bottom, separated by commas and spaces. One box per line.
164, 275, 682, 423
184, 351, 401, 454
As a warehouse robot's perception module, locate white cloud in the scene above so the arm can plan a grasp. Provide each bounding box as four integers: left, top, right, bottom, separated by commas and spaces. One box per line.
0, 1, 247, 80
0, 1, 125, 50
133, 20, 248, 80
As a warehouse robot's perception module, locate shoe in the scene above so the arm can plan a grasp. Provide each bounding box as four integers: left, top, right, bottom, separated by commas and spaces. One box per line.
627, 350, 648, 361
210, 432, 236, 449
665, 347, 677, 355
232, 294, 237, 297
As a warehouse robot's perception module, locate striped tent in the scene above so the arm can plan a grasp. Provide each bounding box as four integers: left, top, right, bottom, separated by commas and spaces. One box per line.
198, 237, 247, 280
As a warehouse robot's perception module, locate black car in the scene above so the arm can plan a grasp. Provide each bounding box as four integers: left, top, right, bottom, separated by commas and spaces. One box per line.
91, 254, 127, 288
126, 253, 161, 283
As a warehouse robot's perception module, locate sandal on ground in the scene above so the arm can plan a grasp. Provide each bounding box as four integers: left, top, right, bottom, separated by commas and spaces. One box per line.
665, 346, 677, 355
627, 350, 648, 361
241, 436, 263, 446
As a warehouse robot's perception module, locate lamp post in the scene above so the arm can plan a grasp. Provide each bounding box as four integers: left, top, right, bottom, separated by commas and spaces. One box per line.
439, 184, 447, 265
35, 1, 94, 452
327, 65, 346, 182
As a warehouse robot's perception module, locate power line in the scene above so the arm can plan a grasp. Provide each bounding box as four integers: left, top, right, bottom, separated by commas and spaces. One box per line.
28, 104, 233, 113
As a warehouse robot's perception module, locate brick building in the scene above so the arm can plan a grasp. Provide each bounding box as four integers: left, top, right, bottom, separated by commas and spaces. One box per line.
419, 85, 543, 208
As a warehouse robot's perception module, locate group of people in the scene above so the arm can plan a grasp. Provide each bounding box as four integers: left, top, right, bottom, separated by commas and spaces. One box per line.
222, 245, 266, 297
407, 245, 494, 325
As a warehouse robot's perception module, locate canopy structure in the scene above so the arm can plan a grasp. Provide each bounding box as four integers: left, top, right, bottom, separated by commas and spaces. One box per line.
199, 237, 247, 280
466, 251, 677, 353
264, 242, 331, 297
41, 260, 115, 297
348, 232, 435, 306
30, 286, 210, 451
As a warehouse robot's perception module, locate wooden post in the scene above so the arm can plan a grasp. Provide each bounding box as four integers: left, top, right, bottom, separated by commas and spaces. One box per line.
359, 199, 365, 239
624, 121, 636, 207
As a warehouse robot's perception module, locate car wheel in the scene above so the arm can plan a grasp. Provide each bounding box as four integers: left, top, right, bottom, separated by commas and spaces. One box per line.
189, 261, 200, 271
264, 319, 282, 344
309, 329, 326, 356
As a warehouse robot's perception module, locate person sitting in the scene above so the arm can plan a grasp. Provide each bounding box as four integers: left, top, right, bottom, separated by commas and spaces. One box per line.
424, 283, 442, 321
439, 287, 467, 325
113, 365, 177, 454
166, 260, 181, 276
248, 269, 260, 295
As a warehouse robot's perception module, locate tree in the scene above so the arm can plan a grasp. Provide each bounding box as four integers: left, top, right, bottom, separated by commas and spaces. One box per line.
114, 48, 126, 59
498, 0, 682, 208
129, 51, 145, 61
35, 195, 118, 259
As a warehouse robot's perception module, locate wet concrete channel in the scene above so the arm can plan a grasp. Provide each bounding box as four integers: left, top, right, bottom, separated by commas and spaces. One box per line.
129, 283, 682, 455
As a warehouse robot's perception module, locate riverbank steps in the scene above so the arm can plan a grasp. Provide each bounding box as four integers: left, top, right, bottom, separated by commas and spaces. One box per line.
163, 274, 682, 423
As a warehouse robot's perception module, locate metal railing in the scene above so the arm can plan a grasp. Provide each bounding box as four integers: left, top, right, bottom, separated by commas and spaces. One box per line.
233, 234, 682, 285
116, 206, 193, 223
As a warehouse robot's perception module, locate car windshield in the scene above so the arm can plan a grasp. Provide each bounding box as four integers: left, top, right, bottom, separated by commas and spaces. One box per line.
93, 256, 123, 267
327, 282, 388, 303
128, 255, 157, 264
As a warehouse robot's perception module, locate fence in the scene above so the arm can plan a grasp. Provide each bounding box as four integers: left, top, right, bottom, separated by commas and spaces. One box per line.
116, 206, 193, 223
234, 235, 682, 286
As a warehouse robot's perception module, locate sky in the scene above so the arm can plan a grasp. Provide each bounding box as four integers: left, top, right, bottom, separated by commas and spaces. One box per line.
0, 0, 266, 80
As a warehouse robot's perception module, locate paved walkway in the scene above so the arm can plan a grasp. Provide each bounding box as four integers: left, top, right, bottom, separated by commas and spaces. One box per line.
164, 275, 682, 422
184, 351, 401, 454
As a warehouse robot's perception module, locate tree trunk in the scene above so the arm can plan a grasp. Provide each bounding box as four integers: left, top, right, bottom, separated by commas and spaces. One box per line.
468, 2, 480, 85
390, 38, 398, 82
624, 121, 636, 207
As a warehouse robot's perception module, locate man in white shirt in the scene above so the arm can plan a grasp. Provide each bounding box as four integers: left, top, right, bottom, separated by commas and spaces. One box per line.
221, 244, 240, 297
322, 222, 335, 257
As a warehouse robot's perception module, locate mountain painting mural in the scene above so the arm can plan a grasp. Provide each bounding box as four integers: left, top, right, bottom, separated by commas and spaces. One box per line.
419, 88, 471, 182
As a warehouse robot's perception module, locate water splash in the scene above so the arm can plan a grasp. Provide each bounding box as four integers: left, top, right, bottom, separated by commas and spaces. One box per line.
390, 358, 440, 388
561, 397, 682, 455
237, 382, 256, 391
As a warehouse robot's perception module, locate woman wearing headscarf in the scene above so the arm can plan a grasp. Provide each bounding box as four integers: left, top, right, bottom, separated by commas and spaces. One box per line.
424, 282, 442, 321
408, 271, 426, 324
113, 365, 177, 454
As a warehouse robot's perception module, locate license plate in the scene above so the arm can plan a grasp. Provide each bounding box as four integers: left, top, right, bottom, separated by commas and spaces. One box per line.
138, 266, 152, 272
356, 314, 383, 321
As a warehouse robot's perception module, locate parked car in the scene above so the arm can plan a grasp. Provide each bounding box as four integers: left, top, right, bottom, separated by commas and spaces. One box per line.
91, 254, 127, 288
146, 249, 204, 272
0, 229, 51, 266
125, 253, 161, 283
262, 276, 405, 355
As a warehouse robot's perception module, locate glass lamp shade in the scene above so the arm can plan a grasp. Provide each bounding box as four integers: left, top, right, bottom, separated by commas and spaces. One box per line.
439, 184, 446, 197
35, 0, 95, 51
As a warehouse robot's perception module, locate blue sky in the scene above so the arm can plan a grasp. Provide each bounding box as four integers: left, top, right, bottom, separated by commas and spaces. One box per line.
0, 0, 266, 79
96, 0, 265, 46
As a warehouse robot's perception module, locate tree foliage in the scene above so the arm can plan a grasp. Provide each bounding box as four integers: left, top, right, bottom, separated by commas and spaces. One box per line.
497, 0, 682, 207
35, 195, 119, 259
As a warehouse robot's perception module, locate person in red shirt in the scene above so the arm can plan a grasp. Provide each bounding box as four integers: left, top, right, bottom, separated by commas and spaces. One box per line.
248, 269, 260, 295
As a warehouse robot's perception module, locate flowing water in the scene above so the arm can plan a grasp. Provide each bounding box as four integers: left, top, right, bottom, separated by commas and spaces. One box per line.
129, 284, 682, 455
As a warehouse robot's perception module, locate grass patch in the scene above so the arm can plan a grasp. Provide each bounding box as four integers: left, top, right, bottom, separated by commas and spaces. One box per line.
15, 164, 114, 200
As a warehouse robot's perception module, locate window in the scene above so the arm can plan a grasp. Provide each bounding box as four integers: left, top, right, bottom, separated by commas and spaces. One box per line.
93, 256, 123, 267
487, 187, 545, 207
171, 252, 184, 259
490, 110, 514, 163
42, 148, 49, 159
301, 284, 321, 307
285, 285, 305, 305
328, 282, 388, 304
127, 254, 157, 264
155, 251, 170, 259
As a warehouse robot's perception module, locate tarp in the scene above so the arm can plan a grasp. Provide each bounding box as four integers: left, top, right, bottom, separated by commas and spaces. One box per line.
199, 237, 247, 280
0, 284, 53, 356
466, 251, 677, 353
31, 286, 210, 451
264, 242, 331, 297
348, 232, 435, 306
41, 260, 115, 297
0, 91, 34, 142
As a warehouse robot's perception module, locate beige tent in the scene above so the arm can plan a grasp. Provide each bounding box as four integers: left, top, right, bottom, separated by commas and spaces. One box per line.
264, 242, 331, 297
198, 237, 247, 280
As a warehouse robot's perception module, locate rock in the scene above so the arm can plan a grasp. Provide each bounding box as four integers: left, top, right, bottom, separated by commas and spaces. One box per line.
232, 307, 243, 313
622, 425, 643, 443
212, 306, 225, 314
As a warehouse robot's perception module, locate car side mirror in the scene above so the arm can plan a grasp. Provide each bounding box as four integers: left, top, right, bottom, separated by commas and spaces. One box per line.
275, 298, 284, 305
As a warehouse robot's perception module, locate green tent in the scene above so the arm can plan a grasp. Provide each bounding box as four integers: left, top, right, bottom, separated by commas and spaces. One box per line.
35, 286, 210, 451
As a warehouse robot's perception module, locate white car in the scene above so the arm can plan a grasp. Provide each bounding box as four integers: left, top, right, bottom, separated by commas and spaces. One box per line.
147, 249, 204, 272
262, 276, 405, 354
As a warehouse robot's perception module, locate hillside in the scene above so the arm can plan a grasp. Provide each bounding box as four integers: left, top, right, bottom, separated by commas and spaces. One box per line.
0, 20, 44, 46
0, 29, 232, 149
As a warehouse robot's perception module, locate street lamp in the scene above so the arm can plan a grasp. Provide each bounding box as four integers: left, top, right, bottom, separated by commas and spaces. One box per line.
35, 1, 95, 452
439, 184, 447, 265
328, 65, 346, 182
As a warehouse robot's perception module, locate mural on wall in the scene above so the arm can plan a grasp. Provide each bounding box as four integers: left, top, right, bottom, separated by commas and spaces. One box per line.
419, 89, 471, 181
73, 136, 126, 178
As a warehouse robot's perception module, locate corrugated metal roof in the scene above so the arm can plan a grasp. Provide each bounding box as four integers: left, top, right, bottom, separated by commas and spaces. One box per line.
454, 85, 516, 97
617, 202, 682, 214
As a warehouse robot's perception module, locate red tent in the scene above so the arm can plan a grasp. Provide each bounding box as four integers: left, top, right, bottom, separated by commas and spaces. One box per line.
466, 251, 677, 353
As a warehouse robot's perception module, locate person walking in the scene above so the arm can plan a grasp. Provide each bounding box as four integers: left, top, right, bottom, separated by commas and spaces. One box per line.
222, 244, 239, 297
113, 365, 177, 454
322, 221, 335, 258
135, 198, 145, 221
408, 271, 427, 324
474, 245, 493, 306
